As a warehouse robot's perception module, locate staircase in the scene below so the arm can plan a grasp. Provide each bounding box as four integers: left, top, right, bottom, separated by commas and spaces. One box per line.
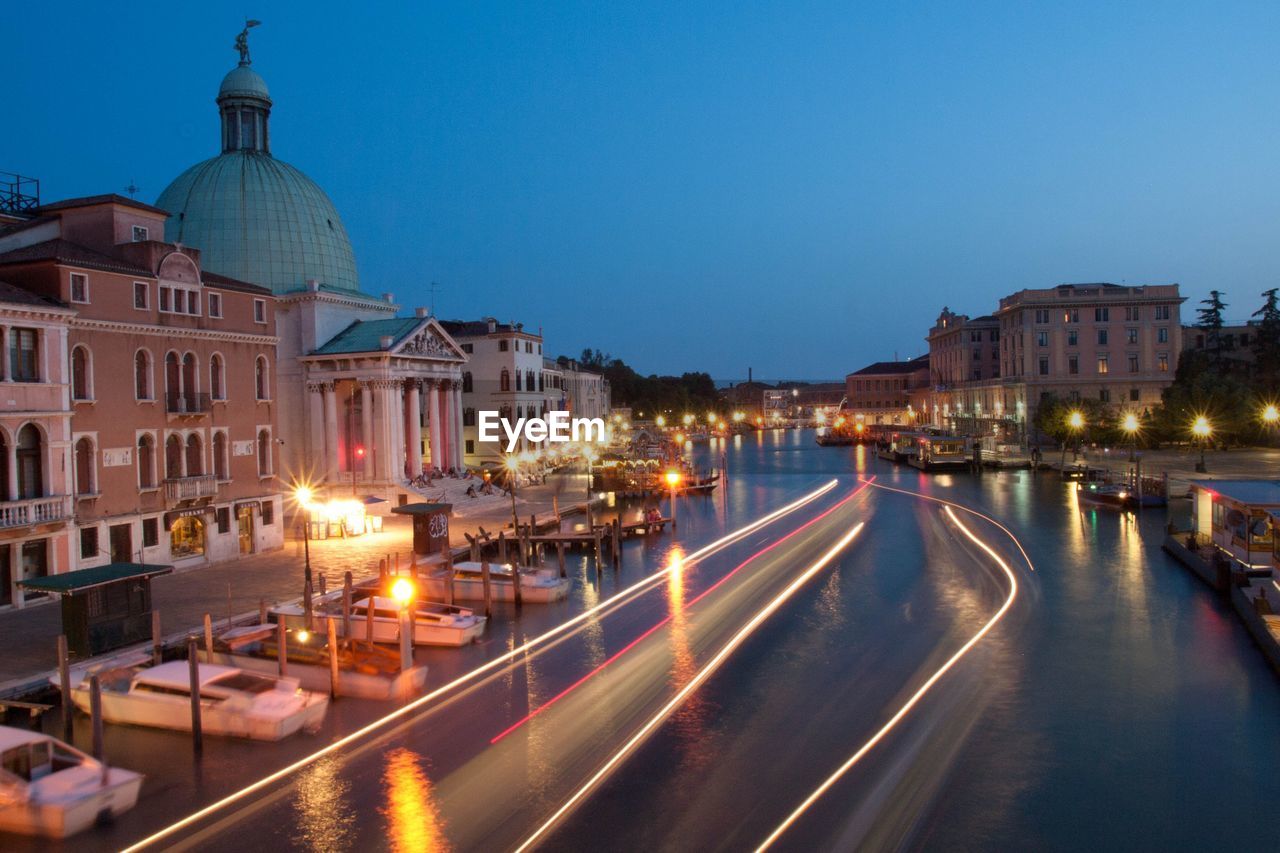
403, 474, 512, 518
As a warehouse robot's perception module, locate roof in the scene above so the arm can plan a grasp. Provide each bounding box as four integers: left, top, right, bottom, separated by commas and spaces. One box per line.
313, 317, 422, 354
201, 269, 272, 295
219, 64, 271, 101
439, 319, 533, 338
134, 661, 237, 689
392, 502, 453, 515
0, 726, 54, 753
1189, 480, 1280, 506
847, 357, 930, 377
17, 563, 172, 594
0, 280, 68, 310
36, 194, 170, 217
0, 238, 155, 277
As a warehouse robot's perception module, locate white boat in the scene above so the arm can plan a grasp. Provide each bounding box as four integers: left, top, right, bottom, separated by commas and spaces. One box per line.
423, 561, 571, 603
272, 593, 487, 647
0, 725, 142, 838
63, 661, 329, 742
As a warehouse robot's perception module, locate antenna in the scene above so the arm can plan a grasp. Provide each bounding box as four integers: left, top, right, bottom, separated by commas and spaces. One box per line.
124, 179, 140, 198
428, 281, 443, 315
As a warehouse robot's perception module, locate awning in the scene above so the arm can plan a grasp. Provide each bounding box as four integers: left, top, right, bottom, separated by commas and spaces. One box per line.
164, 507, 209, 526
234, 501, 262, 515
391, 502, 452, 516
17, 563, 173, 595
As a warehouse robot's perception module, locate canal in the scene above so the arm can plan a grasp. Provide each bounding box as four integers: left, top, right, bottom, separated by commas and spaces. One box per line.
24, 429, 1280, 851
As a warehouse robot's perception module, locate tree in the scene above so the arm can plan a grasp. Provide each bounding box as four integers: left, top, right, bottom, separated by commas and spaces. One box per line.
1153, 349, 1252, 447
1196, 290, 1228, 367
1252, 288, 1280, 391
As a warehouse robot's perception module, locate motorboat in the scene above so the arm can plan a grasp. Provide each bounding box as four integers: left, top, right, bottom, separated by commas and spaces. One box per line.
272, 592, 486, 648
1076, 483, 1135, 511
62, 661, 328, 741
423, 561, 571, 603
0, 726, 142, 838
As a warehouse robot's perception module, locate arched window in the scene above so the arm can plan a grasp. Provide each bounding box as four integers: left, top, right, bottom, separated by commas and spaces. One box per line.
185, 433, 203, 476
257, 429, 272, 476
165, 352, 180, 407
538, 372, 544, 392
181, 353, 198, 409
165, 434, 182, 480
213, 431, 228, 480
135, 350, 152, 400
210, 354, 225, 400
71, 346, 91, 401
255, 356, 269, 400
500, 369, 510, 392
74, 437, 94, 495
462, 371, 473, 393
463, 408, 476, 427
527, 370, 535, 392
515, 370, 523, 391
16, 424, 42, 499
137, 433, 155, 488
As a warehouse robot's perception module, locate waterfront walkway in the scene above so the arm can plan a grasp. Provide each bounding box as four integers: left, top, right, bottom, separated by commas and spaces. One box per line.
1060, 445, 1280, 493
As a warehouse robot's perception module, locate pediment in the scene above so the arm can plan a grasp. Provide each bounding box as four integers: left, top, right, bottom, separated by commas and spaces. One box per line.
393, 318, 467, 361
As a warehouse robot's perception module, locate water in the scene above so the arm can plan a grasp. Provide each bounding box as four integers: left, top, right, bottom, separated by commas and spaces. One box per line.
24, 429, 1280, 851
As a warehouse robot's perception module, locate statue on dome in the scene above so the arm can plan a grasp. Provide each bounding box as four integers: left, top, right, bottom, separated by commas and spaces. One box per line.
235, 19, 262, 65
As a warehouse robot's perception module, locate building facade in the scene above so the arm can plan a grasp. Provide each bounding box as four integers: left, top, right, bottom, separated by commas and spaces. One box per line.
926, 309, 1002, 433
0, 195, 284, 573
844, 357, 930, 425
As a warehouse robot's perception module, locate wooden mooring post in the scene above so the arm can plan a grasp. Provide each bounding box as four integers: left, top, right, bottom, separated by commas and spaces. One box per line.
187, 638, 203, 755
57, 635, 73, 741
259, 599, 268, 626
481, 559, 493, 619
342, 572, 353, 640
151, 610, 163, 665
327, 617, 340, 698
365, 592, 376, 645
556, 541, 566, 578
89, 674, 104, 762
276, 620, 288, 677
203, 613, 214, 656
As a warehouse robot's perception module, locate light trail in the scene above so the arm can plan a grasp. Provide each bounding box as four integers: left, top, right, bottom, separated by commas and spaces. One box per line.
754, 503, 1024, 851
121, 480, 838, 852
514, 522, 867, 852
490, 479, 876, 744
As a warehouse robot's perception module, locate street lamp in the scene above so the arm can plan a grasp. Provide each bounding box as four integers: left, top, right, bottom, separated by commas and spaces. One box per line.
1061, 410, 1084, 468
1122, 412, 1140, 463
503, 455, 520, 532
682, 413, 695, 427
1192, 415, 1212, 472
293, 485, 315, 630
1263, 404, 1279, 426
655, 415, 666, 428
665, 469, 681, 531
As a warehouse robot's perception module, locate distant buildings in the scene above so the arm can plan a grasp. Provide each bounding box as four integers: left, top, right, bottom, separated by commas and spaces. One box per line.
844, 357, 930, 425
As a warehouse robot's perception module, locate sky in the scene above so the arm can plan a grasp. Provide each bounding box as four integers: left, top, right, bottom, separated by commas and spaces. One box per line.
8, 1, 1280, 379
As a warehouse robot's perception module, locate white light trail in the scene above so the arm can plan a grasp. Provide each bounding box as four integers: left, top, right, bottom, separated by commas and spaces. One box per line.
122, 480, 838, 852
754, 503, 1023, 851
515, 522, 866, 852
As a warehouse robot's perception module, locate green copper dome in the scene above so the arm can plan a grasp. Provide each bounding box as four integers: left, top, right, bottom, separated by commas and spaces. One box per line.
155, 55, 361, 295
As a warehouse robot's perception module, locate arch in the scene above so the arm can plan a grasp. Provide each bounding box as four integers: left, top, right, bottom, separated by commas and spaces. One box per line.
165, 351, 180, 405
137, 433, 156, 489
134, 349, 153, 400
515, 370, 523, 391
71, 345, 92, 401
16, 423, 43, 499
255, 355, 269, 400
185, 433, 203, 476
209, 353, 225, 400
74, 436, 94, 495
157, 251, 200, 284
165, 434, 183, 480
213, 431, 228, 480
257, 429, 272, 476
500, 369, 510, 392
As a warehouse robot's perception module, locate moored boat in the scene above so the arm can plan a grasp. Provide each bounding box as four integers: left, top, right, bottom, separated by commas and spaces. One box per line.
0, 726, 142, 838
1076, 483, 1136, 511
62, 661, 329, 741
272, 592, 486, 648
423, 561, 570, 603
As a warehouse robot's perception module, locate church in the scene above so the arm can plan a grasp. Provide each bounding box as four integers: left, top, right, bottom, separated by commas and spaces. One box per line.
156, 27, 467, 503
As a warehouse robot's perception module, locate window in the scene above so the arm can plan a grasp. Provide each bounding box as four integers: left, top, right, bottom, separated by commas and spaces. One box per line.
142, 518, 159, 548
257, 429, 272, 476
500, 370, 510, 392
462, 372, 473, 393
9, 329, 37, 381
137, 434, 156, 489
165, 434, 182, 480
213, 431, 229, 480
1067, 330, 1078, 347
538, 373, 545, 391
1124, 328, 1137, 345
463, 408, 476, 427
255, 356, 269, 400
132, 225, 149, 242
69, 273, 88, 304
1155, 305, 1170, 320
1034, 309, 1050, 324
134, 282, 149, 309
1038, 357, 1049, 376
515, 370, 523, 391
185, 434, 203, 477
1158, 327, 1169, 343
261, 501, 274, 526
465, 439, 474, 455
216, 508, 230, 534
1099, 389, 1111, 403
170, 516, 205, 558
499, 340, 509, 352
74, 437, 94, 495
1130, 388, 1140, 402
1097, 329, 1108, 346
526, 370, 536, 390
16, 425, 42, 499
1158, 353, 1169, 372
159, 287, 171, 312
210, 354, 225, 400
71, 346, 91, 401
1063, 308, 1079, 323
461, 343, 473, 354
253, 299, 266, 324
208, 293, 222, 318
1128, 355, 1139, 373
80, 526, 98, 560
1125, 306, 1140, 321
1095, 307, 1109, 322
1036, 331, 1048, 347
970, 331, 981, 343
1097, 355, 1109, 374
187, 291, 200, 315
1068, 355, 1079, 375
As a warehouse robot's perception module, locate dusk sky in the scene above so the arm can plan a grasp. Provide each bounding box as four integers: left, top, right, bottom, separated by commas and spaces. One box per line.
10, 1, 1280, 379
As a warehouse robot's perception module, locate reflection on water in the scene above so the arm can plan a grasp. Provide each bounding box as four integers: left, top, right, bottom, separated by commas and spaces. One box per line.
666, 549, 712, 768
380, 747, 450, 852
294, 755, 355, 851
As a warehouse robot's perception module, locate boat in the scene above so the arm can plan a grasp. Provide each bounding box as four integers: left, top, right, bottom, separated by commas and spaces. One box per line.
422, 561, 571, 603
62, 661, 329, 741
0, 726, 142, 838
875, 430, 920, 463
198, 623, 429, 699
272, 592, 486, 648
909, 435, 972, 471
814, 429, 854, 446
1076, 483, 1135, 511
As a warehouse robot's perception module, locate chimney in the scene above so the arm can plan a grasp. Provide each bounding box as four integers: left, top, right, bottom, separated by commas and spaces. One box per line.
486, 317, 497, 333
415, 307, 428, 318
382, 292, 394, 304
306, 278, 320, 292
380, 335, 393, 349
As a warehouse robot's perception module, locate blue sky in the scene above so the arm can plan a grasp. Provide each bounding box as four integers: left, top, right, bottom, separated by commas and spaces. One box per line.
9, 1, 1280, 378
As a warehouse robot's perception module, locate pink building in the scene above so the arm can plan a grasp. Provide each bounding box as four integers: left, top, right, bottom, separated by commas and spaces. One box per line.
0, 194, 283, 572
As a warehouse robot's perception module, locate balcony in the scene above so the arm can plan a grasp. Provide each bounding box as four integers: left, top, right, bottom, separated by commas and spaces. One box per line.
0, 495, 73, 529
164, 475, 218, 502
166, 392, 212, 417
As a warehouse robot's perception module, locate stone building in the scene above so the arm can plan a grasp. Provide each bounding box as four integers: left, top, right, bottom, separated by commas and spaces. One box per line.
844, 357, 930, 425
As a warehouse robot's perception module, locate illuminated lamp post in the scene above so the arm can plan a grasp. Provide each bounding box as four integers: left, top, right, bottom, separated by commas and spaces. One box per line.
1122, 412, 1140, 463
1061, 410, 1084, 468
503, 455, 520, 532
1192, 415, 1212, 473
665, 469, 681, 531
294, 486, 315, 630
391, 577, 415, 671
1263, 403, 1279, 430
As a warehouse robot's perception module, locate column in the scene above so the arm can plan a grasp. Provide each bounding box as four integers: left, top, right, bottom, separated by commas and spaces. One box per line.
307, 382, 325, 461
7, 442, 17, 500
436, 382, 452, 469
405, 381, 422, 477
390, 383, 405, 481
322, 381, 339, 484
426, 380, 443, 472
378, 382, 398, 482
360, 381, 374, 481
451, 383, 465, 470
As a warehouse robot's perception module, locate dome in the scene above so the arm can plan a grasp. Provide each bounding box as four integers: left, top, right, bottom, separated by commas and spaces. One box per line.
157, 152, 361, 295
218, 65, 270, 101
